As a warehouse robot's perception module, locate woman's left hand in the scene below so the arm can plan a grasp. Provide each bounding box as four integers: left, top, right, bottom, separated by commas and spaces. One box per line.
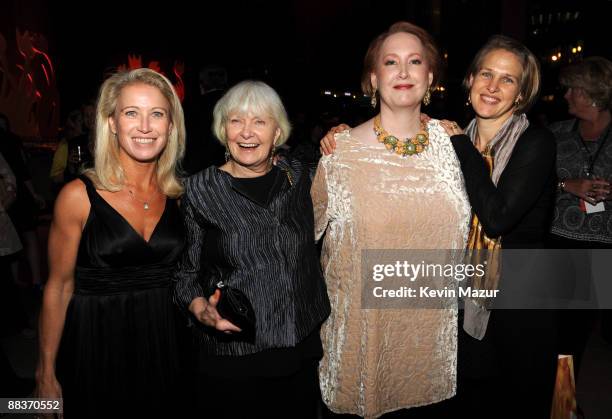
189, 291, 242, 333
320, 124, 350, 156
439, 120, 464, 136
562, 178, 610, 204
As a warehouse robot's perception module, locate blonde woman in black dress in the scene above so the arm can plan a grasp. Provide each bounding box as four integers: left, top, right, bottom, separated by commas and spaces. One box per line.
36, 68, 186, 417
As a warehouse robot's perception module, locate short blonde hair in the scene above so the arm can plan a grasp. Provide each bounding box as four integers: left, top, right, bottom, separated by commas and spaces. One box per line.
212, 80, 291, 147
84, 68, 185, 197
560, 57, 612, 111
464, 35, 541, 114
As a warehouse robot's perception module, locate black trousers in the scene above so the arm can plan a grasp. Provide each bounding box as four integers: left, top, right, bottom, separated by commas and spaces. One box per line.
546, 234, 611, 378
196, 360, 321, 419
456, 309, 558, 419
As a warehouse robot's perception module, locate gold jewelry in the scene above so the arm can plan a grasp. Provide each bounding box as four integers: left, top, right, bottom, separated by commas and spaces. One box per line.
127, 188, 155, 210
283, 168, 294, 186
373, 114, 429, 157
370, 88, 377, 108
423, 88, 431, 106
269, 148, 275, 165
557, 180, 566, 192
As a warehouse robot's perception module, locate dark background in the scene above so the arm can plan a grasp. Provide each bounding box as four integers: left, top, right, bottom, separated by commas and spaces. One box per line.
1, 0, 611, 129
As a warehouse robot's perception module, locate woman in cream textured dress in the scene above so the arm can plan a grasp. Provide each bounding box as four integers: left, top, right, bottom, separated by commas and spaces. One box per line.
311, 22, 470, 418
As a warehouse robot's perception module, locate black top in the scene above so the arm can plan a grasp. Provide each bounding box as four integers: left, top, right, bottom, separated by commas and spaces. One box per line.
77, 176, 184, 270
173, 159, 330, 356
231, 165, 282, 207
450, 126, 557, 248
549, 119, 612, 243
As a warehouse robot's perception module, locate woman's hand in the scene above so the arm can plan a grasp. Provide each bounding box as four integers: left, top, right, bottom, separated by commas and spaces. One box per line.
34, 372, 64, 418
189, 290, 242, 333
320, 124, 350, 156
420, 113, 432, 125
591, 177, 612, 202
439, 119, 464, 136
563, 178, 611, 204
35, 372, 62, 399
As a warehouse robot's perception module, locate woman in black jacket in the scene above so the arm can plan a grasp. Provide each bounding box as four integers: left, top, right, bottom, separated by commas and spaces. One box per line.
173, 80, 330, 419
440, 36, 558, 418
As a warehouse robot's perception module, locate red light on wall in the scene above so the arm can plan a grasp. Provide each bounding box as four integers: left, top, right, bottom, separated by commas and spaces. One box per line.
120, 54, 186, 102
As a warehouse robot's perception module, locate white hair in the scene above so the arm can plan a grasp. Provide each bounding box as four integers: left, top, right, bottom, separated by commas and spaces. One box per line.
212, 80, 291, 147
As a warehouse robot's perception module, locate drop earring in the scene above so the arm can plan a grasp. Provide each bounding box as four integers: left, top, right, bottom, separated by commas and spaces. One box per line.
423, 88, 431, 106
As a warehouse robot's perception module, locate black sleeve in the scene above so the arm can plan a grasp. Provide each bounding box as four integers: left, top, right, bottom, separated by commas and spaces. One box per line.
450, 128, 556, 238
173, 177, 206, 316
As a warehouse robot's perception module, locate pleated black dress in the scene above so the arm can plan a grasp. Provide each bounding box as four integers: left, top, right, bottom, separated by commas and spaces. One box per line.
57, 176, 185, 418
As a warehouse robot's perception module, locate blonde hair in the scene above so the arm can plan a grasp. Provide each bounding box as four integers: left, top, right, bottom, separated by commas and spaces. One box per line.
84, 68, 185, 197
212, 80, 291, 147
559, 56, 612, 111
464, 35, 541, 114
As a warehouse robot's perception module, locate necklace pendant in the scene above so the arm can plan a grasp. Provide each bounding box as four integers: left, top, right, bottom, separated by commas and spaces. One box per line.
143, 203, 150, 210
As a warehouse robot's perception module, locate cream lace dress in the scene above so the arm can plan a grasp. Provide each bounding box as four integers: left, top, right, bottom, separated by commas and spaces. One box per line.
311, 120, 471, 418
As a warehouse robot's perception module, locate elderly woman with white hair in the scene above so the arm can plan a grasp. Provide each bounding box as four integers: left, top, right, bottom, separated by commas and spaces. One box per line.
173, 80, 330, 419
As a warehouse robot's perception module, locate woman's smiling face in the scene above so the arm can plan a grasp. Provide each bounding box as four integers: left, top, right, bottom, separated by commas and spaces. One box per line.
469, 48, 523, 123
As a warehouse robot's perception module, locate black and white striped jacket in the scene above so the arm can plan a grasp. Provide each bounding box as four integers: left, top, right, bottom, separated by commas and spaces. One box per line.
173, 159, 330, 356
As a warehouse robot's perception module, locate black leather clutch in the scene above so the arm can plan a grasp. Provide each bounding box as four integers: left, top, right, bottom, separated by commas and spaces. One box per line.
215, 281, 256, 341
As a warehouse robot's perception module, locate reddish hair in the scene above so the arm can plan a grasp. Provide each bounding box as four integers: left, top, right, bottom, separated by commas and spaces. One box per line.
361, 21, 442, 96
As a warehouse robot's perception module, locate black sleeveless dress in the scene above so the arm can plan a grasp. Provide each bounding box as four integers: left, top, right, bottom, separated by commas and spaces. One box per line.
57, 176, 185, 417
